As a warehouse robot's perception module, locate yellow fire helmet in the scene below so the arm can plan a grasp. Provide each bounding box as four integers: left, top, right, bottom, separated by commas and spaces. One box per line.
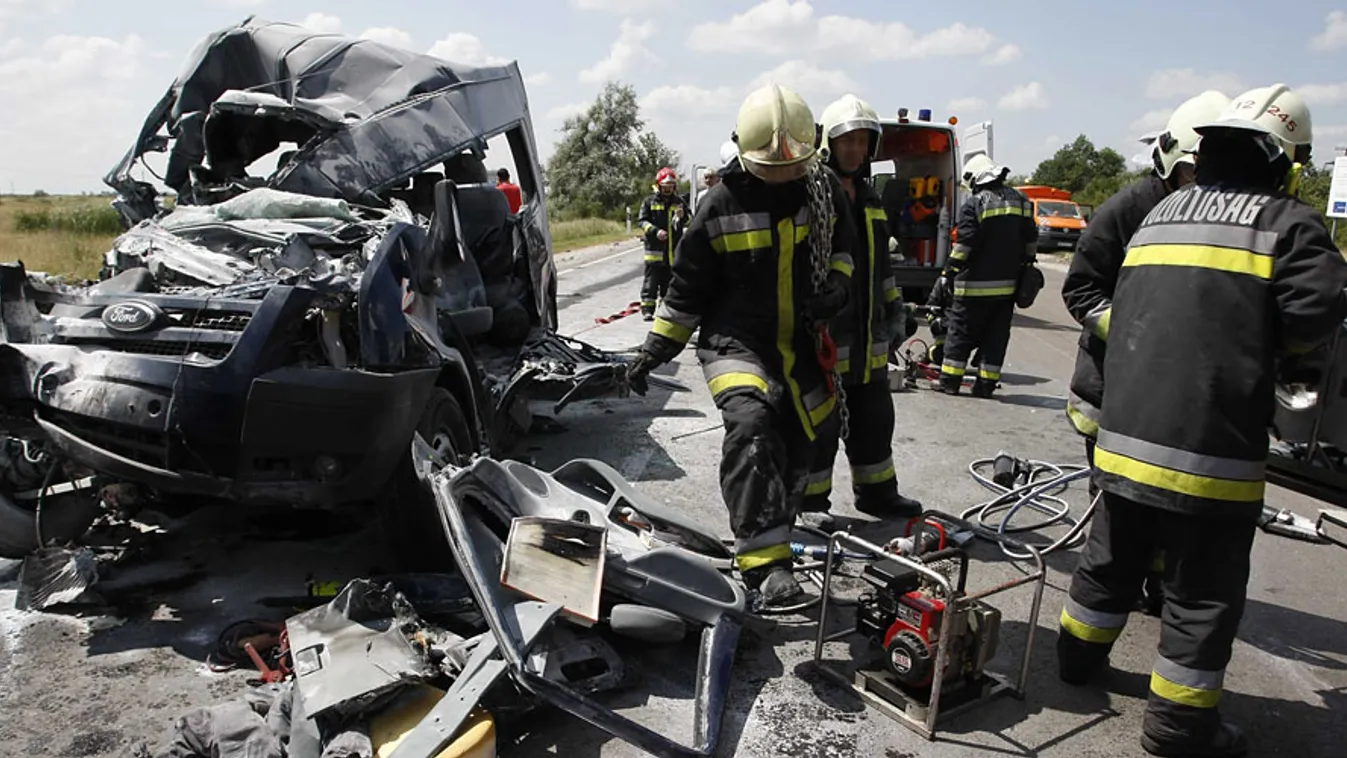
734, 83, 818, 184
818, 94, 882, 162
1194, 83, 1313, 164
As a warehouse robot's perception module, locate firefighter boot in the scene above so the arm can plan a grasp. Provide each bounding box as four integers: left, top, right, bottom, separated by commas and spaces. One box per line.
743, 562, 804, 610
1056, 630, 1111, 686
855, 490, 923, 519
1141, 722, 1248, 758
970, 378, 997, 399
939, 374, 961, 395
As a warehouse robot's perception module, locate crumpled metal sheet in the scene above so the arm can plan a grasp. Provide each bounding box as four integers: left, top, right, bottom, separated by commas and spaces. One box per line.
15, 545, 98, 611
105, 16, 536, 208
285, 579, 447, 720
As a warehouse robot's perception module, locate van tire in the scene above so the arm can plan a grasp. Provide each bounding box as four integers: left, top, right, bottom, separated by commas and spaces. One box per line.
377, 388, 473, 572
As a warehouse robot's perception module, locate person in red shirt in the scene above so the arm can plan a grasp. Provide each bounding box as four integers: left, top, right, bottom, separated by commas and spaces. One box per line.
496, 168, 523, 214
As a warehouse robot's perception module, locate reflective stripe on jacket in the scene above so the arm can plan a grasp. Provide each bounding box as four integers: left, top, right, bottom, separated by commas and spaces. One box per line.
831, 181, 901, 385
949, 184, 1038, 299
638, 189, 688, 263
1061, 174, 1169, 438
643, 170, 859, 441
1095, 183, 1347, 518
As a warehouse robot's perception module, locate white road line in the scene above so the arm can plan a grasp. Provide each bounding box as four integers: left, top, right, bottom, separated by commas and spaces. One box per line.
557, 244, 641, 277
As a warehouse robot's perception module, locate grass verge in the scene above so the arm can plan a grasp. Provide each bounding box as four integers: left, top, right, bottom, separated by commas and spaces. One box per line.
1, 196, 118, 280
551, 218, 636, 254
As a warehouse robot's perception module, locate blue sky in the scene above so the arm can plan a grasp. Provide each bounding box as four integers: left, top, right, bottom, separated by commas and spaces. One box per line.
4, 0, 1347, 194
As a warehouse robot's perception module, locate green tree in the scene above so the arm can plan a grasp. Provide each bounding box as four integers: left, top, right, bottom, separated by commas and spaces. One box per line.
1075, 168, 1151, 209
1030, 135, 1127, 194
545, 82, 680, 220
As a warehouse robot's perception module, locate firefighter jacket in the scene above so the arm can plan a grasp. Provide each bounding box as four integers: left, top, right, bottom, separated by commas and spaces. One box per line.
637, 189, 689, 265
641, 168, 859, 442
1061, 174, 1170, 438
832, 180, 902, 385
947, 184, 1038, 298
1095, 183, 1347, 521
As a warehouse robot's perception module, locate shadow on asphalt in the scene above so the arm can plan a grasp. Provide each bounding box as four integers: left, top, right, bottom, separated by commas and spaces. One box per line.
1240, 598, 1347, 673
931, 616, 1347, 757
994, 393, 1067, 411
1012, 313, 1080, 334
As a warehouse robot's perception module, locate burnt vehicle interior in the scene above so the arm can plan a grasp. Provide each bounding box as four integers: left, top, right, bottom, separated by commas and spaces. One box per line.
0, 17, 641, 560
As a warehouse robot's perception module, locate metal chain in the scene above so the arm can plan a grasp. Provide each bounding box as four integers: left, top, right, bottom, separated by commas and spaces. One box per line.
805, 162, 849, 441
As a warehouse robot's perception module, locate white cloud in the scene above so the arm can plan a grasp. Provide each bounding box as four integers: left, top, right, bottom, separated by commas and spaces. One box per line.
1131, 108, 1175, 133
998, 82, 1048, 110
525, 72, 553, 87
571, 0, 660, 10
947, 96, 984, 112
299, 12, 343, 34
1314, 124, 1347, 138
0, 37, 25, 56
579, 19, 655, 83
983, 43, 1021, 65
1298, 81, 1347, 105
1313, 11, 1347, 51
1043, 134, 1062, 150
427, 32, 510, 67
641, 84, 738, 116
688, 0, 1005, 62
0, 33, 150, 192
1144, 69, 1244, 100
0, 34, 145, 95
546, 101, 589, 122
748, 59, 859, 98
359, 27, 415, 50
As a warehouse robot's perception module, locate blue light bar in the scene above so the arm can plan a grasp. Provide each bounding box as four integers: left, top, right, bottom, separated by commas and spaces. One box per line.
918, 108, 932, 122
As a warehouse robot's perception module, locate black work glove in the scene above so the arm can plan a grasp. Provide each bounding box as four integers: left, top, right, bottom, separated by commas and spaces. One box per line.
803, 271, 849, 327
928, 273, 953, 307
626, 351, 662, 396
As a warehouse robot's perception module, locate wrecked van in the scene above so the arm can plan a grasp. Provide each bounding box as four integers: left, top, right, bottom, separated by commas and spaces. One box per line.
0, 17, 634, 558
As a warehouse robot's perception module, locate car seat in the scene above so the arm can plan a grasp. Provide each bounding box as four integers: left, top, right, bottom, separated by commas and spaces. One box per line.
425, 180, 494, 339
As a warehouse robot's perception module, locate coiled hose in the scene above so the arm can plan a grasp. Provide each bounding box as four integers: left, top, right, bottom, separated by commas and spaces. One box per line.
960, 455, 1100, 561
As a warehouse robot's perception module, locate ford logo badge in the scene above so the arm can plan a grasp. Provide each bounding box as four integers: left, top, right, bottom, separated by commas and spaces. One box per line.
101, 300, 163, 334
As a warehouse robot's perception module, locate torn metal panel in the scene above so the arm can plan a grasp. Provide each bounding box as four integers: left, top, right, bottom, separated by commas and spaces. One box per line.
15, 545, 99, 610
286, 579, 450, 720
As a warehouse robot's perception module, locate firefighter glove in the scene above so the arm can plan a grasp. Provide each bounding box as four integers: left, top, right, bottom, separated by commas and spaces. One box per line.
626, 351, 662, 396
803, 271, 849, 327
929, 274, 953, 306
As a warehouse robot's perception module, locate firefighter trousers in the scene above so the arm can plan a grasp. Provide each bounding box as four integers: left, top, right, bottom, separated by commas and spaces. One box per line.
940, 297, 1015, 387
718, 391, 815, 573
640, 253, 671, 315
802, 377, 897, 512
1059, 491, 1256, 744
1085, 433, 1165, 598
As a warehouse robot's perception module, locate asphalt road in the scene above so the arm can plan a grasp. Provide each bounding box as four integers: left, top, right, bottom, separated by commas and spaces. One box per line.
1, 239, 1344, 758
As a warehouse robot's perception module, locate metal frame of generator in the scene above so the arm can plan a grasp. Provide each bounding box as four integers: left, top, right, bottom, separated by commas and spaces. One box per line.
810, 511, 1046, 740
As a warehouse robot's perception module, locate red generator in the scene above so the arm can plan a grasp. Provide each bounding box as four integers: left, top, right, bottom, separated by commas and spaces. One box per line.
854, 555, 1001, 694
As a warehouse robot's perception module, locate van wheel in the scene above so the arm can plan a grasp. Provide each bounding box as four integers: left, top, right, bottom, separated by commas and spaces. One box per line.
377, 388, 473, 572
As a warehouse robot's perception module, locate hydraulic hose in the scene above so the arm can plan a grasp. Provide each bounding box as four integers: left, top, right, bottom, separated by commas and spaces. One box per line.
960, 455, 1100, 561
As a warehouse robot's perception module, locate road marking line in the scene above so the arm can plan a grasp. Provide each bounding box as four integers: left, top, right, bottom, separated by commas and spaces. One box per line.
557, 244, 641, 277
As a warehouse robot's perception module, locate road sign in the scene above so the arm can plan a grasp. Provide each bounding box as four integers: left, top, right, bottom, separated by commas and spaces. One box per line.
1327, 156, 1347, 219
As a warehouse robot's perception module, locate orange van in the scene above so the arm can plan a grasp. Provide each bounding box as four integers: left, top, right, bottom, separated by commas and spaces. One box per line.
1015, 185, 1088, 252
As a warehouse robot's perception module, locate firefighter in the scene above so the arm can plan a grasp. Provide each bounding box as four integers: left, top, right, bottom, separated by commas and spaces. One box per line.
637, 168, 690, 321
1057, 84, 1347, 758
626, 84, 857, 608
933, 155, 1038, 397
1061, 90, 1231, 616
801, 94, 922, 523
